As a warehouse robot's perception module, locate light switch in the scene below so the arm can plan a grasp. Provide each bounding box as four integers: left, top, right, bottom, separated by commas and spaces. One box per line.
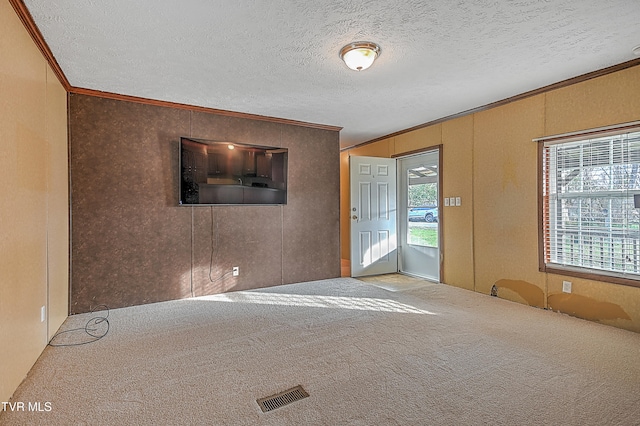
455, 197, 461, 206
449, 197, 456, 206
444, 198, 450, 207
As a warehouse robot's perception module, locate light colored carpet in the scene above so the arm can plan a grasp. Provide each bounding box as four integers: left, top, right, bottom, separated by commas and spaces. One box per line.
2, 278, 639, 425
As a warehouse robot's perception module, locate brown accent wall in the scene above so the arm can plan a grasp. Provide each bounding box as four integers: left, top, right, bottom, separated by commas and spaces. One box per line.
341, 65, 640, 333
69, 94, 340, 314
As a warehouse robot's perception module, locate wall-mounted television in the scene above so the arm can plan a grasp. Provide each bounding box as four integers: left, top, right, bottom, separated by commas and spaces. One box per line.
179, 137, 288, 205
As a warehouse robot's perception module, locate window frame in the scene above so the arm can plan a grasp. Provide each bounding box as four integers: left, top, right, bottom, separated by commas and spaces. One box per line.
537, 122, 640, 289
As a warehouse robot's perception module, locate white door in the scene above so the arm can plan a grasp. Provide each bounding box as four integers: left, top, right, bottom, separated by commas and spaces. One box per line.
398, 150, 441, 281
350, 156, 398, 277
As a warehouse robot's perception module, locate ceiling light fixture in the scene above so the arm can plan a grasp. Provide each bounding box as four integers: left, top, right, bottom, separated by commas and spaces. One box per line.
339, 41, 381, 71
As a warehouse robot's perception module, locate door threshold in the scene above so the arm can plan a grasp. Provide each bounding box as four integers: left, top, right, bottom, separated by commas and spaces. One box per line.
356, 272, 437, 292
398, 271, 440, 283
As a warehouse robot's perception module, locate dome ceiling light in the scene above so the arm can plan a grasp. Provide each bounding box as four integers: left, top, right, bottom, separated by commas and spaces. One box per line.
339, 41, 381, 71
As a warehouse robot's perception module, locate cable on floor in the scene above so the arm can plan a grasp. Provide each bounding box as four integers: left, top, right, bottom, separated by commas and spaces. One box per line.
48, 304, 110, 347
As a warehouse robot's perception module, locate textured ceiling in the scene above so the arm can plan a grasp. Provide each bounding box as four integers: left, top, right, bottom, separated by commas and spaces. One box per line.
23, 0, 640, 148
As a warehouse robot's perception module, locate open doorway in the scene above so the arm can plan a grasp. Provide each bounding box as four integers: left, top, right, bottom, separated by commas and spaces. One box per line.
397, 149, 441, 281
349, 148, 442, 281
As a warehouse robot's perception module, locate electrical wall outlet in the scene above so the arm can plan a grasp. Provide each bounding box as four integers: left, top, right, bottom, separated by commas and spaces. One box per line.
232, 266, 239, 277
40, 306, 46, 323
562, 281, 572, 293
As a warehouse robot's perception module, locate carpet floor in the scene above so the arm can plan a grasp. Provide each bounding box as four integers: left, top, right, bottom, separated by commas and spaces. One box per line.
2, 277, 639, 425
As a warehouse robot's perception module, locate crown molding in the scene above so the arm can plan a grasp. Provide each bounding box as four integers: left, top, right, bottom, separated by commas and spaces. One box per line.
69, 87, 342, 132
9, 0, 70, 90
9, 0, 341, 132
341, 58, 640, 151
11, 0, 637, 141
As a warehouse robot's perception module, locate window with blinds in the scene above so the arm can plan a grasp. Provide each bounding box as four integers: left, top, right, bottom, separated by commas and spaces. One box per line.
541, 126, 640, 283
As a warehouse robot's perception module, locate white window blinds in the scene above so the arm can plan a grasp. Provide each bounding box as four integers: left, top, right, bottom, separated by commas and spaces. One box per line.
542, 127, 640, 280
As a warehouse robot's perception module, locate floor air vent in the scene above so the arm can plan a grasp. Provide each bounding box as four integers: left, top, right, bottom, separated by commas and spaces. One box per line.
257, 385, 309, 413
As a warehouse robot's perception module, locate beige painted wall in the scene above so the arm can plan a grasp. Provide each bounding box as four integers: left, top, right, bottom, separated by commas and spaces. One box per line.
341, 65, 640, 333
441, 116, 475, 291
46, 64, 70, 338
0, 2, 69, 402
473, 95, 546, 306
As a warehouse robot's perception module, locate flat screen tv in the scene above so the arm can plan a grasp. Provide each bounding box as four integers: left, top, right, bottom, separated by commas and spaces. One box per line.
179, 137, 288, 205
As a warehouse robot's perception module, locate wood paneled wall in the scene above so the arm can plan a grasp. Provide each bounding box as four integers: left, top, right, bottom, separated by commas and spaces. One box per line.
1, 1, 69, 403
341, 65, 640, 333
69, 94, 340, 313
